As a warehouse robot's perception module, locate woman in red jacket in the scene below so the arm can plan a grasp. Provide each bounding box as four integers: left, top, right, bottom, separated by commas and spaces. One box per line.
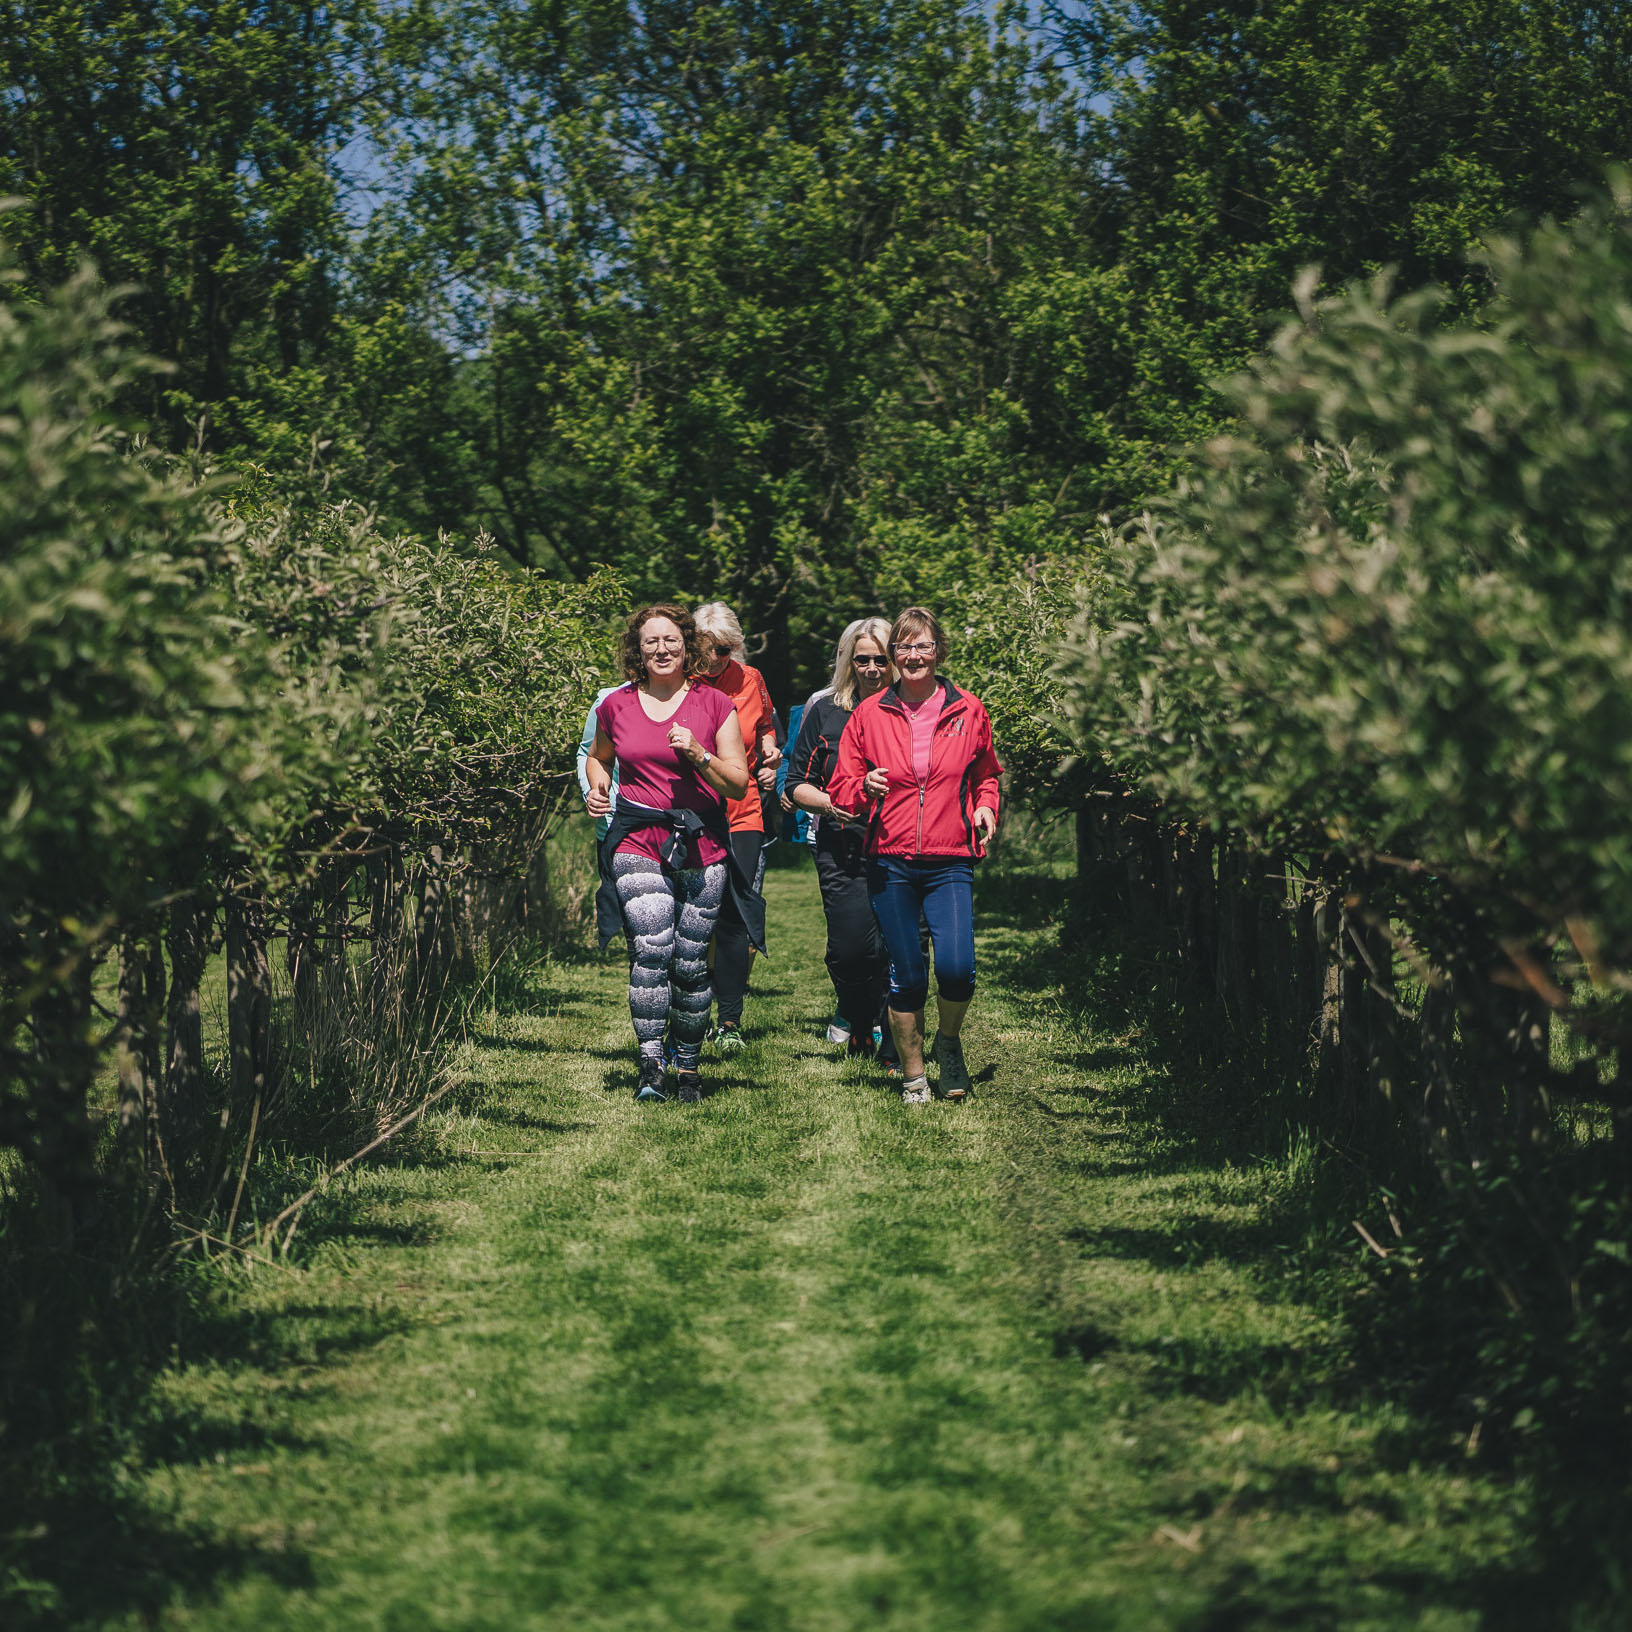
828, 606, 1002, 1103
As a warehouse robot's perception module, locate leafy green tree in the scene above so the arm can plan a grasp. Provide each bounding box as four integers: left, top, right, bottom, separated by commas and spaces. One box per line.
1034, 0, 1632, 490
0, 0, 433, 467
386, 0, 1098, 699
1056, 185, 1632, 955
0, 247, 335, 1191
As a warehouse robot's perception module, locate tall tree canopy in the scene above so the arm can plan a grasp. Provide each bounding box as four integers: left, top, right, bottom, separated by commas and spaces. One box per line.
8, 0, 1632, 695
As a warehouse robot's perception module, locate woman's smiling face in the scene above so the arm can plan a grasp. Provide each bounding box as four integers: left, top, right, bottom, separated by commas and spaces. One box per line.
893, 629, 937, 682
639, 615, 687, 681
852, 634, 890, 694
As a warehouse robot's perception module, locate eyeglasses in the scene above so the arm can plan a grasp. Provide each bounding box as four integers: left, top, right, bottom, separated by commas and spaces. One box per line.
640, 637, 684, 651
852, 654, 888, 668
712, 644, 734, 659
894, 641, 936, 656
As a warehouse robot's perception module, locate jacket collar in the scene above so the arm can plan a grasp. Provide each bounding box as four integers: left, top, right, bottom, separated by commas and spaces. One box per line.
701, 657, 744, 692
880, 675, 963, 714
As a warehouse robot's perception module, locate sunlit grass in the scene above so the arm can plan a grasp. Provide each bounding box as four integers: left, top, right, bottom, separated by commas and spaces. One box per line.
7, 867, 1562, 1629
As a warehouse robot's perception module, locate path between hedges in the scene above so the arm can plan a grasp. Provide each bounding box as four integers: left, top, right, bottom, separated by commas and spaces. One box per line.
88, 868, 1528, 1630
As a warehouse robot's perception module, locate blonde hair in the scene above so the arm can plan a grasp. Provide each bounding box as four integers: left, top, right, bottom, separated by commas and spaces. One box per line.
829, 617, 895, 709
692, 601, 745, 661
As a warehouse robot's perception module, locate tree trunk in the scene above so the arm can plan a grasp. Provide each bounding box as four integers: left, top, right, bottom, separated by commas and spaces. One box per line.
116, 928, 165, 1168
1213, 832, 1257, 1023
1418, 976, 1460, 1149
225, 887, 272, 1121
369, 843, 406, 1009
1290, 877, 1324, 1069
164, 900, 212, 1158
1123, 815, 1159, 925
30, 948, 98, 1236
521, 822, 551, 935
413, 843, 453, 999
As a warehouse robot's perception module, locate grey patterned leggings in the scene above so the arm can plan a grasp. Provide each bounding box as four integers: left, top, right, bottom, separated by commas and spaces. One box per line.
611, 853, 727, 1071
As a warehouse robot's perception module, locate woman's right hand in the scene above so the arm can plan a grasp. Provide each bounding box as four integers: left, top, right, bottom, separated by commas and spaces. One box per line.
863, 766, 890, 801
585, 785, 612, 819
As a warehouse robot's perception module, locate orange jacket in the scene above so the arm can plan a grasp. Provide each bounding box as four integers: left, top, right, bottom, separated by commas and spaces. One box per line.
698, 659, 775, 833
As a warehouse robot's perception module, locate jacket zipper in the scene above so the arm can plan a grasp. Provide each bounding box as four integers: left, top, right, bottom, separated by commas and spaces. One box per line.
882, 685, 969, 857
911, 703, 959, 856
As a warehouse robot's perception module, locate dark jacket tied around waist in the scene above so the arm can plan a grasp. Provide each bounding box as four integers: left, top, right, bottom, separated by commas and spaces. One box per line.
594, 801, 767, 954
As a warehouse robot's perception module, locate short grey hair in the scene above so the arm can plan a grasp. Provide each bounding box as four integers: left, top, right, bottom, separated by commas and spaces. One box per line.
692, 601, 745, 661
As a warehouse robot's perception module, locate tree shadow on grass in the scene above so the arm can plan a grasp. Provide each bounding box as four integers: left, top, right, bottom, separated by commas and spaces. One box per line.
3, 1478, 317, 1632
1, 1160, 437, 1629
985, 870, 1632, 1626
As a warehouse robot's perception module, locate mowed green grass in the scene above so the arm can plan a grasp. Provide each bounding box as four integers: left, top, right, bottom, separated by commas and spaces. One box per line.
85, 865, 1532, 1630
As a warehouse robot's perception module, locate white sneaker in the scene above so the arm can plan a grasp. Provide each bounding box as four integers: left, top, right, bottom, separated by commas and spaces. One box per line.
826, 1012, 852, 1045
930, 1033, 971, 1101
900, 1075, 932, 1105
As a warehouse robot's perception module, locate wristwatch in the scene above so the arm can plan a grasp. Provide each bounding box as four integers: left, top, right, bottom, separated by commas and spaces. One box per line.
699, 750, 713, 770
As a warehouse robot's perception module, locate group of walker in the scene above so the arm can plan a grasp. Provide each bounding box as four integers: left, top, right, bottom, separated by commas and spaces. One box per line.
579, 600, 1002, 1105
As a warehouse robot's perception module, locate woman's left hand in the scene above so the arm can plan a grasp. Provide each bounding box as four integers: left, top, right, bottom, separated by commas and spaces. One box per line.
668, 724, 701, 764
756, 762, 778, 792
973, 806, 998, 855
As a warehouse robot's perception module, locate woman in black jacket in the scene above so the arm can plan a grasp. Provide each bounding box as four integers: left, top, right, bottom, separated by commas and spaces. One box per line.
787, 618, 896, 1060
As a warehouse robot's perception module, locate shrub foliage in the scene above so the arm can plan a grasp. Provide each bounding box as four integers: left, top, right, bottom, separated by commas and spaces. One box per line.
0, 246, 615, 1221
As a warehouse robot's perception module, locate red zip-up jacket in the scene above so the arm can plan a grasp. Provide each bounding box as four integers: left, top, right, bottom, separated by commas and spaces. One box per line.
828, 678, 1002, 858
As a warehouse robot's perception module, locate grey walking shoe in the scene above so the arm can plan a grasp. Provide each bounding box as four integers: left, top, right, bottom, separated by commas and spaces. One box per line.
636, 1053, 668, 1102
900, 1075, 932, 1105
676, 1069, 702, 1104
930, 1032, 972, 1101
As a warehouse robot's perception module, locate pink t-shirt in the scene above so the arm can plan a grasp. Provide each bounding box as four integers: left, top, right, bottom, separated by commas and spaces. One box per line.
595, 683, 735, 866
903, 687, 944, 785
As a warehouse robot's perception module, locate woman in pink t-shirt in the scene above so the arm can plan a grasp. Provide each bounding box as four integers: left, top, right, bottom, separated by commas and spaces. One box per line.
583, 604, 750, 1103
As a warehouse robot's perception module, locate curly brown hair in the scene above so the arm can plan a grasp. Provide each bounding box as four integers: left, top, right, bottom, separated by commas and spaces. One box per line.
619, 603, 707, 683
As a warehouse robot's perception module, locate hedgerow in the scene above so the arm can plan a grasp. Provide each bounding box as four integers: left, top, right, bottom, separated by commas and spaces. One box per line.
0, 243, 618, 1230
1047, 189, 1632, 1520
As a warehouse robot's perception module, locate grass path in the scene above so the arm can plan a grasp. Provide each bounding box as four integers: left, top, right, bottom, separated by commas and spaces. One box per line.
78, 866, 1534, 1630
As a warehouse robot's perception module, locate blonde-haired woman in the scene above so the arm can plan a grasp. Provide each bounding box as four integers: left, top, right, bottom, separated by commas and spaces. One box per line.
693, 600, 779, 1053
788, 618, 897, 1061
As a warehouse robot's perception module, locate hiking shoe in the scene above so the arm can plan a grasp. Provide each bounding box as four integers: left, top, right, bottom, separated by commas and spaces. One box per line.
715, 1024, 746, 1057
846, 1035, 876, 1061
826, 1013, 853, 1045
930, 1032, 972, 1101
900, 1075, 932, 1105
676, 1070, 702, 1104
635, 1054, 668, 1102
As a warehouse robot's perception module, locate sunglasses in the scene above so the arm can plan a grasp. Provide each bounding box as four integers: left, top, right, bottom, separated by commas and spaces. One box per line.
852, 654, 888, 668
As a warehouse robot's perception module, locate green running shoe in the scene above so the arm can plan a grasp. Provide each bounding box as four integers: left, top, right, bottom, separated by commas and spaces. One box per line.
715, 1024, 746, 1057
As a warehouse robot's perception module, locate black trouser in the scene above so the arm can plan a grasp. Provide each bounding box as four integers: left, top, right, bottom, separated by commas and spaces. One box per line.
712, 829, 763, 1027
814, 826, 892, 1046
